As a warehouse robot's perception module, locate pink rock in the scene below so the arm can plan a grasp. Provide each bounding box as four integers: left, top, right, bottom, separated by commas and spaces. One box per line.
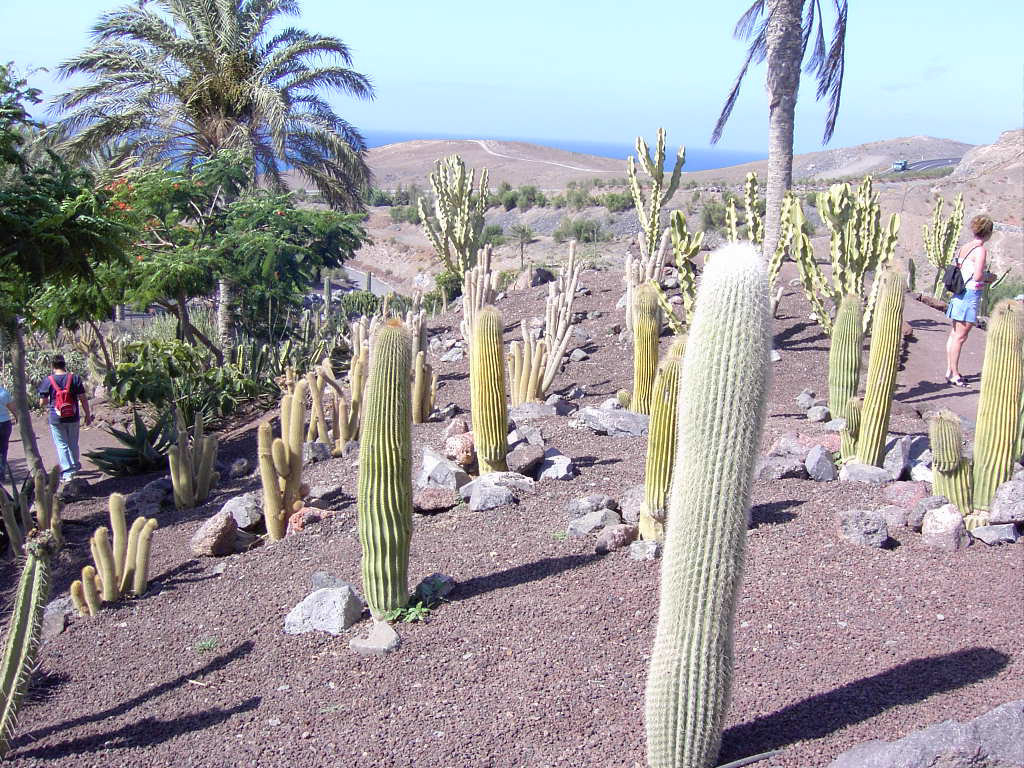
444, 417, 470, 439
884, 481, 929, 510
444, 433, 476, 469
921, 504, 971, 551
190, 510, 237, 557
814, 433, 841, 453
287, 505, 335, 535
595, 524, 639, 554
413, 487, 461, 514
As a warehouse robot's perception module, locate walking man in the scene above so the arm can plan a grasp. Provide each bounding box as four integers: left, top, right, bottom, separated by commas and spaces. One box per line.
0, 383, 16, 477
37, 355, 92, 482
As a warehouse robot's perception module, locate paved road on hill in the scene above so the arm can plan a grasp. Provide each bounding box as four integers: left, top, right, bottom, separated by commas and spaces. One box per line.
880, 157, 961, 176
471, 139, 605, 173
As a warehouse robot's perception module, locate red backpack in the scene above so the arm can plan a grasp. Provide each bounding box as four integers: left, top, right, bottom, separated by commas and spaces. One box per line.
49, 374, 77, 419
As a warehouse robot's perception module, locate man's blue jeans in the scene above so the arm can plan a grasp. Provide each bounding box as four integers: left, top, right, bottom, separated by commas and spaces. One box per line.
49, 421, 81, 481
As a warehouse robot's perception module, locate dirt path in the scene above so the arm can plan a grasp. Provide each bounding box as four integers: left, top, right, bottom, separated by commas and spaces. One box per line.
4, 412, 111, 485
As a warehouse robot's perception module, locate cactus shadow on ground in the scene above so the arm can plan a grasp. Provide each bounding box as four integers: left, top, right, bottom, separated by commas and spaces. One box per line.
748, 499, 802, 528
718, 646, 1010, 761
451, 554, 601, 602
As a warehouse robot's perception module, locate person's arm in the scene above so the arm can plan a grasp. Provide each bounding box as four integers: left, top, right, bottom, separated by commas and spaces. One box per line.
78, 393, 92, 426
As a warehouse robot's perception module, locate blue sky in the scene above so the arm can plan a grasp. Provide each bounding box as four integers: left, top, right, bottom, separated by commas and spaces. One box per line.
2, 0, 1022, 154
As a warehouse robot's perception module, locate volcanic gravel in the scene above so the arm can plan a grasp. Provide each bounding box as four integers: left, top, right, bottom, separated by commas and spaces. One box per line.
2, 269, 1020, 768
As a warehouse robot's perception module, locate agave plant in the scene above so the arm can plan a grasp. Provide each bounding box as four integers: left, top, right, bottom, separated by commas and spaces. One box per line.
85, 410, 174, 477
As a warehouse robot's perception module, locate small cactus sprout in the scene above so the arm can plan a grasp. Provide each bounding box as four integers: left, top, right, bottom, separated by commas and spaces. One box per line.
631, 282, 663, 415
855, 269, 905, 466
972, 300, 1024, 510
929, 410, 973, 516
358, 320, 414, 619
841, 396, 862, 463
645, 243, 771, 768
640, 336, 686, 541
470, 306, 509, 474
258, 379, 308, 540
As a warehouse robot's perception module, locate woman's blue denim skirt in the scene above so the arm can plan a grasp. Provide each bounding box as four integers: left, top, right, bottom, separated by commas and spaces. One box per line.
946, 288, 982, 324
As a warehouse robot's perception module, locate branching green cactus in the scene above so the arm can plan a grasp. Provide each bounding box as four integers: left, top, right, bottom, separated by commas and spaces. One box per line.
929, 410, 973, 516
417, 154, 489, 275
973, 300, 1024, 511
629, 283, 662, 415
168, 410, 219, 510
725, 173, 764, 246
855, 270, 905, 466
628, 128, 684, 264
470, 306, 509, 473
923, 193, 965, 298
641, 336, 687, 542
668, 211, 703, 327
828, 295, 864, 436
69, 493, 158, 617
258, 379, 308, 541
645, 242, 770, 768
358, 320, 413, 619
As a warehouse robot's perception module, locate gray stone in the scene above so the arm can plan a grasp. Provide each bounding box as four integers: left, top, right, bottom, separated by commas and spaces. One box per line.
439, 346, 464, 363
413, 486, 461, 513
413, 573, 457, 604
629, 540, 662, 561
567, 494, 619, 516
459, 472, 535, 501
228, 457, 252, 478
908, 436, 931, 465
839, 462, 892, 484
910, 463, 934, 483
879, 504, 911, 530
615, 293, 628, 309
42, 597, 74, 642
756, 456, 809, 481
509, 402, 558, 421
836, 509, 890, 548
988, 480, 1024, 524
431, 402, 459, 421
535, 448, 577, 481
826, 699, 1024, 768
795, 389, 817, 411
349, 620, 401, 656
573, 406, 649, 437
883, 435, 914, 480
921, 504, 971, 551
469, 484, 517, 512
307, 482, 344, 505
507, 424, 544, 448
507, 442, 545, 476
970, 523, 1020, 546
285, 587, 364, 635
233, 529, 259, 554
910, 496, 949, 532
619, 485, 645, 524
770, 350, 782, 363
58, 477, 90, 501
417, 448, 471, 490
824, 418, 847, 432
567, 508, 622, 538
595, 524, 639, 554
599, 397, 623, 410
806, 405, 830, 422
190, 510, 238, 557
302, 442, 332, 466
311, 571, 354, 591
569, 348, 589, 362
340, 440, 359, 460
805, 445, 838, 482
544, 395, 576, 416
221, 491, 263, 531
769, 432, 815, 459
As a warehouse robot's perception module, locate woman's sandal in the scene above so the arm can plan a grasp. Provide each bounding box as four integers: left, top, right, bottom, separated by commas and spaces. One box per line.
949, 376, 967, 388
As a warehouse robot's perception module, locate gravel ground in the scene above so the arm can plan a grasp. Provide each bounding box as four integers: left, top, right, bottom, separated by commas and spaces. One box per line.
3, 269, 1020, 768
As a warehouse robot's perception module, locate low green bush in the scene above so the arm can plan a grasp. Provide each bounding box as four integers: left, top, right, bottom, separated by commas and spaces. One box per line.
553, 217, 607, 244
341, 290, 380, 318
482, 224, 505, 246
602, 191, 632, 213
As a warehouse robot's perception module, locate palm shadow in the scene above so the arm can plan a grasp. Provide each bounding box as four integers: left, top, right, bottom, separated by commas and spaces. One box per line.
718, 646, 1010, 760
453, 554, 602, 601
749, 499, 801, 528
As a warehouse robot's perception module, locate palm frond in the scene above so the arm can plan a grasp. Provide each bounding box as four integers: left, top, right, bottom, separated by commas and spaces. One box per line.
816, 0, 847, 142
710, 17, 768, 144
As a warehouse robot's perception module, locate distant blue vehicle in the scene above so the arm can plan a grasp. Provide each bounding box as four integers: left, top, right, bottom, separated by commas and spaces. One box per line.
891, 160, 909, 172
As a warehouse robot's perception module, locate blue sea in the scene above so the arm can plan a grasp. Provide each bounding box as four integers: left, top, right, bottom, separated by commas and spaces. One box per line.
363, 129, 764, 172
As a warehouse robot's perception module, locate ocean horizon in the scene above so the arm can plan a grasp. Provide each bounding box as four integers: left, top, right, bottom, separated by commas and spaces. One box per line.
363, 129, 765, 172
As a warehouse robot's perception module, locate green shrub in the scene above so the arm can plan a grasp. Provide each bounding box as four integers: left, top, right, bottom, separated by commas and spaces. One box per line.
482, 224, 505, 246
435, 270, 463, 302
363, 187, 394, 206
566, 188, 597, 210
553, 217, 607, 244
701, 199, 728, 231
602, 191, 632, 213
550, 194, 567, 208
500, 190, 518, 210
497, 269, 519, 292
388, 205, 420, 225
341, 290, 380, 318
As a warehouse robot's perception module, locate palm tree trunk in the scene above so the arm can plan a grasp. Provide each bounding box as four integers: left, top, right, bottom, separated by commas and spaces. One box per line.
762, 0, 804, 261
8, 322, 44, 479
217, 278, 233, 348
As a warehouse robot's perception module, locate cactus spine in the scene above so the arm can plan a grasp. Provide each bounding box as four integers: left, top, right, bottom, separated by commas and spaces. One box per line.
929, 410, 973, 516
972, 300, 1024, 510
470, 306, 509, 473
358, 321, 413, 619
641, 337, 687, 541
630, 283, 662, 414
168, 410, 219, 510
828, 295, 864, 444
258, 379, 308, 540
855, 270, 905, 466
645, 243, 770, 768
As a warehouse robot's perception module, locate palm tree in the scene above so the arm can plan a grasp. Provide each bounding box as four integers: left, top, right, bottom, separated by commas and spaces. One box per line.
711, 0, 848, 260
53, 0, 375, 210
508, 223, 535, 270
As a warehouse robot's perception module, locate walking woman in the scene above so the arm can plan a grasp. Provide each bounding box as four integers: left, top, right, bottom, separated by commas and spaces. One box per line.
945, 214, 995, 386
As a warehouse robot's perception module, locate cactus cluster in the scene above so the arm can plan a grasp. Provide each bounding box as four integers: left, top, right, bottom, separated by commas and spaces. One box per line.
357, 321, 414, 619
258, 379, 308, 540
470, 306, 509, 474
406, 297, 438, 423
70, 493, 158, 616
417, 154, 489, 275
168, 410, 219, 510
640, 336, 686, 541
645, 242, 770, 768
461, 244, 497, 344
725, 172, 764, 246
929, 410, 973, 516
510, 321, 548, 406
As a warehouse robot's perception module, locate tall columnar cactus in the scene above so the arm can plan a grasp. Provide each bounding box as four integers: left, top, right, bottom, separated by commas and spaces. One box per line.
645, 242, 770, 768
411, 350, 437, 423
470, 306, 509, 473
417, 154, 489, 275
855, 270, 905, 467
922, 193, 964, 298
972, 300, 1024, 511
258, 379, 308, 540
828, 295, 864, 429
628, 128, 684, 265
168, 410, 219, 510
640, 336, 687, 542
929, 410, 973, 516
358, 321, 413, 619
510, 321, 548, 406
540, 240, 582, 394
460, 245, 497, 344
629, 283, 662, 415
